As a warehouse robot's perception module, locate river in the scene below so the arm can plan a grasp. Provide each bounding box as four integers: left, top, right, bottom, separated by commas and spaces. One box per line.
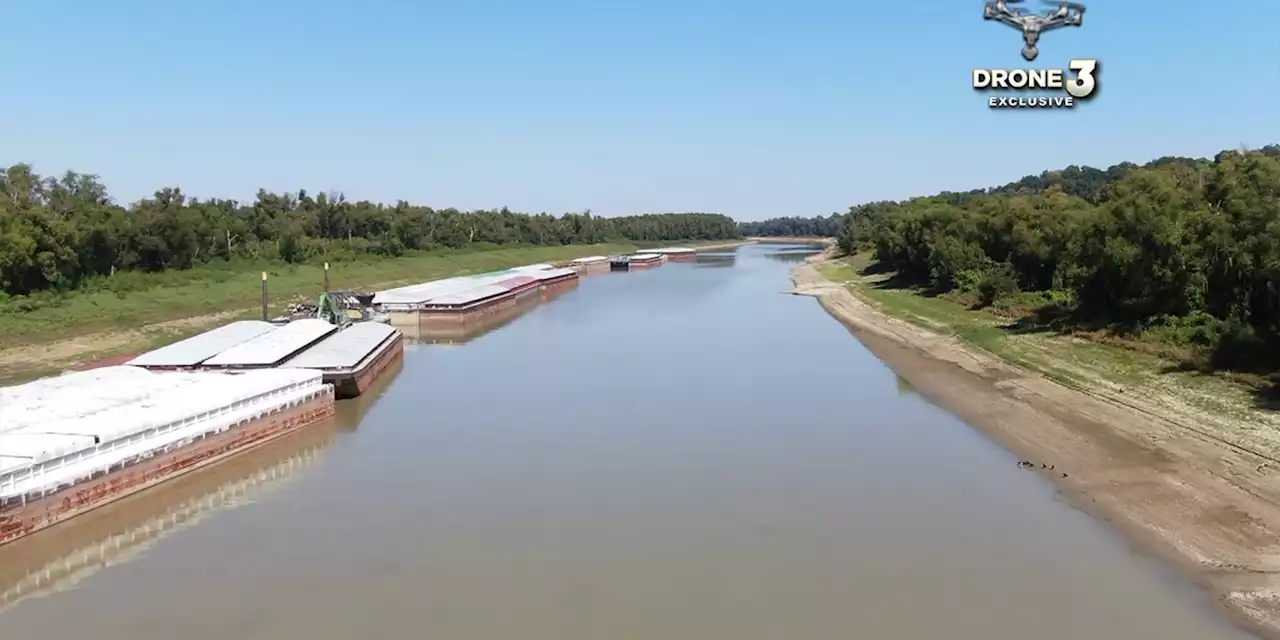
0, 243, 1254, 639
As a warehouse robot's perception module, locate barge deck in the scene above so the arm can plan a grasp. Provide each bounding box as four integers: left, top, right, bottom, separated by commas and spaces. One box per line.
282, 323, 405, 399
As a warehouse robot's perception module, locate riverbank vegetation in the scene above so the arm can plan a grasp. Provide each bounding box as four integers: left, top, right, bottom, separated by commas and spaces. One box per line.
0, 242, 644, 384
738, 214, 843, 237
0, 163, 740, 341
0, 162, 739, 299
831, 143, 1280, 395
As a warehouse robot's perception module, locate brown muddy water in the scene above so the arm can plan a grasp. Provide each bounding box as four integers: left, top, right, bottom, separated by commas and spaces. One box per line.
0, 244, 1255, 639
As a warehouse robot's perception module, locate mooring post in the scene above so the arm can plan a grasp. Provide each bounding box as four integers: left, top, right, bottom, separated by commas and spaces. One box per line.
261, 271, 269, 321
324, 262, 330, 293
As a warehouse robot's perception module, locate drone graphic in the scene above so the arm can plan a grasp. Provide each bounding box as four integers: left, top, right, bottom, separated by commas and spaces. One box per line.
983, 0, 1085, 61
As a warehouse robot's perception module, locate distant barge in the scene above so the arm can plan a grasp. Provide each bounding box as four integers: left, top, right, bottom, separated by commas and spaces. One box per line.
611, 253, 664, 271
648, 247, 697, 262
375, 263, 579, 332
0, 367, 335, 547
569, 255, 611, 275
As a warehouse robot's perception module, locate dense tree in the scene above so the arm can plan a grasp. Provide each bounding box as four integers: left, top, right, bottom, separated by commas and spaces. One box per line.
0, 164, 741, 298
738, 214, 845, 238
834, 144, 1280, 374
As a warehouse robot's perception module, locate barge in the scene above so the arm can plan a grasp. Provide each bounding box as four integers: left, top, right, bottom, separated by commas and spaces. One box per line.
282, 322, 404, 399
648, 246, 697, 262
627, 253, 665, 269
375, 263, 579, 334
127, 319, 401, 398
569, 255, 610, 275
0, 367, 335, 547
410, 286, 563, 344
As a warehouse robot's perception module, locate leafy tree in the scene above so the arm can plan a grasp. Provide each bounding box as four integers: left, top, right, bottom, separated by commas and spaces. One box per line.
0, 163, 742, 298
832, 144, 1280, 374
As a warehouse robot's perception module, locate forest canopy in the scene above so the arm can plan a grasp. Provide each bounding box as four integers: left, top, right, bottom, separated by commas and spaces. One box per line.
832, 143, 1280, 374
0, 164, 740, 298
738, 214, 844, 238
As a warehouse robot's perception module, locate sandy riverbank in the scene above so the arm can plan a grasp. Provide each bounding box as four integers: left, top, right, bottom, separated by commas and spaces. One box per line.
790, 248, 1280, 639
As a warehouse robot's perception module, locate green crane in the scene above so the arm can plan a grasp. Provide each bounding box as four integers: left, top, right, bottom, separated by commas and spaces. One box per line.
315, 291, 353, 328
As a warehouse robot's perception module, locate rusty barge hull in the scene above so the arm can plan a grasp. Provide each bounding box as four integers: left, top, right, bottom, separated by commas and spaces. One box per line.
317, 333, 405, 399
0, 387, 336, 548
402, 274, 579, 332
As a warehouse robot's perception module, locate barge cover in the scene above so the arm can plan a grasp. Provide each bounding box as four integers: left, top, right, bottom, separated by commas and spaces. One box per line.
202, 319, 337, 368
284, 323, 399, 370
127, 321, 277, 368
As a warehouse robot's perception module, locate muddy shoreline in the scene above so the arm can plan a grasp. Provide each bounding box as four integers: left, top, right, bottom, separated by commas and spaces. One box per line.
790, 250, 1280, 640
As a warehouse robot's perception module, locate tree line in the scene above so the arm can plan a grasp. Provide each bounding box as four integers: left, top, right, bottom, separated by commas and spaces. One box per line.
834, 143, 1280, 374
738, 214, 844, 238
0, 163, 741, 297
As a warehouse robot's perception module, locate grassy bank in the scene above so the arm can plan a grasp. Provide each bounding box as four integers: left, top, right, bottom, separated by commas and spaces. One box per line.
0, 243, 647, 384
821, 253, 1278, 432
0, 243, 639, 349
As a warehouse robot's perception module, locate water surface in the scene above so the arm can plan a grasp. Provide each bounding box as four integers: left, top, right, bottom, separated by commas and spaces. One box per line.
0, 244, 1252, 639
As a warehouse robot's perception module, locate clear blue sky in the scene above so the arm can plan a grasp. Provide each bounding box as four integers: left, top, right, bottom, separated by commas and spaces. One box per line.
2, 0, 1276, 220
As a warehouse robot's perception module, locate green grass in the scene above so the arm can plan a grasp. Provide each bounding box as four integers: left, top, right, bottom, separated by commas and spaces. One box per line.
0, 243, 638, 349
820, 255, 1170, 389
821, 253, 1275, 429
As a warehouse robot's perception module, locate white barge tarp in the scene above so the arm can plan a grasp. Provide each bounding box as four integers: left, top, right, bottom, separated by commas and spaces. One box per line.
284, 322, 399, 370
0, 366, 205, 435
127, 320, 276, 368
0, 366, 325, 501
374, 262, 573, 308
202, 319, 337, 367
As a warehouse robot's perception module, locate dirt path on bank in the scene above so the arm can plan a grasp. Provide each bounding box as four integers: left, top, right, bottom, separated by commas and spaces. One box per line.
0, 310, 251, 379
790, 249, 1280, 639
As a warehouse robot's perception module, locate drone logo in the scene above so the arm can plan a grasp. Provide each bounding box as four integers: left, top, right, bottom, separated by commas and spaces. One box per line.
984, 0, 1085, 61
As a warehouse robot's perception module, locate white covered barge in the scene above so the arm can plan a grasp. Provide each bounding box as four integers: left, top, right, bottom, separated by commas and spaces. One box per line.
374, 263, 579, 333
0, 366, 335, 546
648, 246, 697, 262
281, 322, 403, 399
126, 319, 404, 398
569, 255, 610, 275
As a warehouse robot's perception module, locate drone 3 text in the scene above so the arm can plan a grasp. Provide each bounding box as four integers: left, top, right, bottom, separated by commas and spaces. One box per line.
972, 59, 1099, 109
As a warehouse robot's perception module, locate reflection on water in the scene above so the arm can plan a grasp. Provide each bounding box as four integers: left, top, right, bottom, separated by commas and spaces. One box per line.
761, 244, 823, 263
334, 357, 404, 427
0, 360, 403, 613
0, 430, 334, 612
895, 374, 918, 397
695, 253, 737, 268
403, 290, 573, 345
